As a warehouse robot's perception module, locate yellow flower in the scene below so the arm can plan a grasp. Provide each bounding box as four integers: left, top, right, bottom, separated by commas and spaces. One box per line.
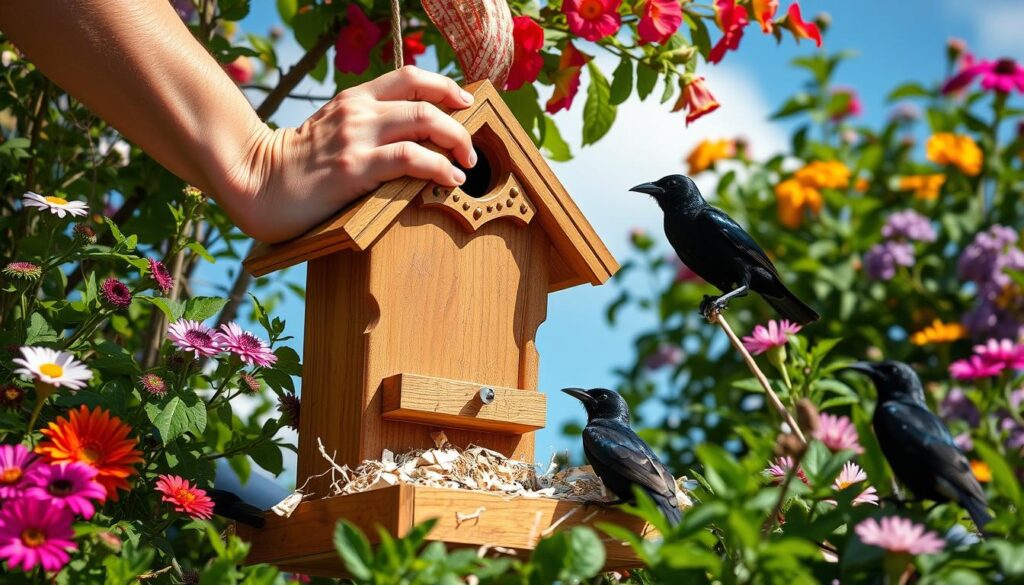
774, 178, 822, 229
971, 460, 991, 483
686, 139, 735, 174
898, 174, 947, 201
926, 133, 982, 176
910, 319, 966, 346
794, 160, 851, 190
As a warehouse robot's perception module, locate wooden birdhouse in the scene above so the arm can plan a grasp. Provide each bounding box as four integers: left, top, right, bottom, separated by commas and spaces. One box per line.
237, 81, 646, 576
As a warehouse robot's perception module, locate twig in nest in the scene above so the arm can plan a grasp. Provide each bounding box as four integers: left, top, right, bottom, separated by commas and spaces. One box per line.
455, 506, 486, 527
540, 506, 580, 538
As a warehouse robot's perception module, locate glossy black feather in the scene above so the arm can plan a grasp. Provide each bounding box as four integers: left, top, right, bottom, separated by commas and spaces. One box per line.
635, 175, 819, 324
846, 361, 992, 530
209, 489, 266, 528
563, 388, 681, 526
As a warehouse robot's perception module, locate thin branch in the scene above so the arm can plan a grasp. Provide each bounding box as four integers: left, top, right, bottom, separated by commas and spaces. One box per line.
708, 310, 806, 444
240, 84, 335, 103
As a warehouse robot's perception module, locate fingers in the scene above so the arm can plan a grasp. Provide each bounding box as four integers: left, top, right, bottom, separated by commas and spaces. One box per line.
366, 142, 467, 188
376, 102, 476, 168
351, 66, 475, 110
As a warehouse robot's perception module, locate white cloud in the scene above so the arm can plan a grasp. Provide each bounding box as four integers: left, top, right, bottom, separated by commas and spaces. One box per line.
942, 0, 1024, 57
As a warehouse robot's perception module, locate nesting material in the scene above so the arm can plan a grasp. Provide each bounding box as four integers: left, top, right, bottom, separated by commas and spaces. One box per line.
270, 432, 693, 514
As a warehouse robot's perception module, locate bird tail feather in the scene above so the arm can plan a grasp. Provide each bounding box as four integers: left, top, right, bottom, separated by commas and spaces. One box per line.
962, 494, 993, 535
765, 286, 819, 325
651, 492, 682, 528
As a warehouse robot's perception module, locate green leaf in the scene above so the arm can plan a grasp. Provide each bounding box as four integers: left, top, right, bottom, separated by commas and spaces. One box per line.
145, 394, 208, 444
143, 297, 186, 321
334, 521, 374, 580
25, 312, 59, 344
250, 441, 284, 475
106, 217, 126, 244
277, 0, 297, 24
541, 116, 572, 162
563, 527, 605, 581
217, 0, 251, 21
103, 539, 155, 585
886, 82, 932, 101
184, 297, 229, 321
609, 57, 633, 106
636, 63, 658, 101
582, 62, 616, 146
771, 92, 816, 119
188, 241, 216, 264
977, 441, 1021, 506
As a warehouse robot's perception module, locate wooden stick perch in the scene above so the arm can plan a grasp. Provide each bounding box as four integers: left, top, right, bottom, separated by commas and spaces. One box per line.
707, 309, 806, 444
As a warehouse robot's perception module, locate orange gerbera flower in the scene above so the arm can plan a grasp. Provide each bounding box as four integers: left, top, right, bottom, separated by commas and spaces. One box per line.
35, 406, 142, 500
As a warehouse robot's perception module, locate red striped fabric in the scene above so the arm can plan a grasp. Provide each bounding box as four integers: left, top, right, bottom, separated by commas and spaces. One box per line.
420, 0, 513, 87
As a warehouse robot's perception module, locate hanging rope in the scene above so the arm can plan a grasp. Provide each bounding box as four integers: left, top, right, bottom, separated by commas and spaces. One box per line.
390, 0, 404, 69
708, 309, 807, 444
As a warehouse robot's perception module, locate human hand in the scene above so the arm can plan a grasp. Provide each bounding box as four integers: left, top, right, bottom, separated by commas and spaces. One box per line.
222, 67, 477, 243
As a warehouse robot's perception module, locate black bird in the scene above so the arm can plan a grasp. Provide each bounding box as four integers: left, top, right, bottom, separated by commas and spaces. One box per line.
842, 361, 991, 530
209, 489, 266, 528
562, 388, 681, 526
631, 174, 819, 324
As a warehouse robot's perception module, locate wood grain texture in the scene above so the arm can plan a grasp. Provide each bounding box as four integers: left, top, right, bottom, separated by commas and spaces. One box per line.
239, 485, 649, 577
241, 80, 618, 291
381, 373, 546, 433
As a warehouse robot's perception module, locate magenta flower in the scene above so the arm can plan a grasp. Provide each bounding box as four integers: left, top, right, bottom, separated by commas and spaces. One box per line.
25, 461, 107, 519
99, 278, 132, 309
0, 498, 77, 572
764, 456, 809, 485
830, 87, 863, 121
147, 258, 173, 295
216, 322, 277, 367
814, 413, 864, 454
950, 355, 1005, 380
0, 444, 38, 498
943, 57, 1024, 95
742, 320, 801, 355
855, 516, 944, 555
832, 462, 879, 506
973, 339, 1024, 370
645, 343, 684, 370
167, 319, 220, 358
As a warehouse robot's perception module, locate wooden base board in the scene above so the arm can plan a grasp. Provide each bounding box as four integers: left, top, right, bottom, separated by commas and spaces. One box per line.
236, 484, 650, 577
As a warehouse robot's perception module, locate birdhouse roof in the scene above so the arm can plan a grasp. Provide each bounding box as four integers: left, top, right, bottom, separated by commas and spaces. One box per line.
242, 80, 618, 291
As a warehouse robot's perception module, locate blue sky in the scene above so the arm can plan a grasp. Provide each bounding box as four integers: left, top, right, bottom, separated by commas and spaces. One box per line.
219, 0, 1024, 482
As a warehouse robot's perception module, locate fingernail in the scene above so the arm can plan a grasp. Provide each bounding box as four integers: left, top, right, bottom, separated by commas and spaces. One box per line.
452, 168, 466, 184
468, 149, 478, 167
460, 89, 474, 105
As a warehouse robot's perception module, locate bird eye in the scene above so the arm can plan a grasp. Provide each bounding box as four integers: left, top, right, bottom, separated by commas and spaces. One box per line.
597, 394, 607, 400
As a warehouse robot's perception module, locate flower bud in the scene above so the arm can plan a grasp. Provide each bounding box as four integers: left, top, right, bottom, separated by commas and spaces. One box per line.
947, 38, 967, 63
629, 228, 654, 251
183, 185, 206, 205
73, 223, 97, 245
774, 432, 806, 459
795, 399, 820, 436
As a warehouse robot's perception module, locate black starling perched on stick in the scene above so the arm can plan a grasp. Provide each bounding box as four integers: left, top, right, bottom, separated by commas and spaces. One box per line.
842, 361, 992, 530
562, 388, 681, 526
631, 174, 819, 324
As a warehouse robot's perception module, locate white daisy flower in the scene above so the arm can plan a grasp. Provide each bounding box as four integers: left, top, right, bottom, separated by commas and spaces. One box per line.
22, 191, 89, 219
13, 346, 93, 390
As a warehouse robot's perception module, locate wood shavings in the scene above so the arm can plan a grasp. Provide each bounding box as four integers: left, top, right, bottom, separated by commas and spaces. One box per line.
309, 440, 694, 513
270, 492, 305, 518
455, 506, 486, 526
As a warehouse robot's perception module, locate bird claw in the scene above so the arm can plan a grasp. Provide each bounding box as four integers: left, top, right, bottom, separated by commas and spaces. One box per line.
700, 295, 729, 319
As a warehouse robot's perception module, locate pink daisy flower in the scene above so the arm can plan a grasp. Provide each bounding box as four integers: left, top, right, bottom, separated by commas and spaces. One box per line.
942, 57, 1024, 95
167, 319, 220, 358
216, 322, 277, 367
973, 339, 1024, 370
155, 475, 214, 519
0, 444, 38, 498
814, 413, 864, 454
0, 498, 77, 573
147, 258, 173, 295
24, 461, 107, 519
855, 516, 944, 555
950, 355, 1005, 380
832, 462, 879, 506
764, 456, 810, 485
742, 320, 801, 355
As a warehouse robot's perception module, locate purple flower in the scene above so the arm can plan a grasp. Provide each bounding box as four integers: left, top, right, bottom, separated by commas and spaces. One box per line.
940, 388, 980, 426
881, 210, 937, 242
942, 57, 1024, 95
147, 258, 173, 295
953, 432, 974, 452
24, 461, 107, 519
864, 241, 915, 281
958, 225, 1018, 283
814, 413, 863, 454
855, 517, 944, 555
216, 323, 277, 367
100, 278, 132, 309
167, 320, 220, 358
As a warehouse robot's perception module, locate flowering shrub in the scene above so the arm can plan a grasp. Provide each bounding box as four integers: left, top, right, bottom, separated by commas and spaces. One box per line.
600, 38, 1024, 581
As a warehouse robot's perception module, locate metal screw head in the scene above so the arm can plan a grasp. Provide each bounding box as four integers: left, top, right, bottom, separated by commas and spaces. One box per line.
479, 387, 495, 404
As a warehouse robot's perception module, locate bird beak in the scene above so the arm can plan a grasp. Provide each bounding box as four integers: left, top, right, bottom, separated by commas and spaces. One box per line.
629, 182, 664, 196
838, 362, 877, 379
561, 388, 594, 403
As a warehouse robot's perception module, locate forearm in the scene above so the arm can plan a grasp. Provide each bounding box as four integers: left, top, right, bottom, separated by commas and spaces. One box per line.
0, 1, 264, 212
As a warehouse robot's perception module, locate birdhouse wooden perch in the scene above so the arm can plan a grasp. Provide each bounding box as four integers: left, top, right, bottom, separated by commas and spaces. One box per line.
238, 80, 648, 576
